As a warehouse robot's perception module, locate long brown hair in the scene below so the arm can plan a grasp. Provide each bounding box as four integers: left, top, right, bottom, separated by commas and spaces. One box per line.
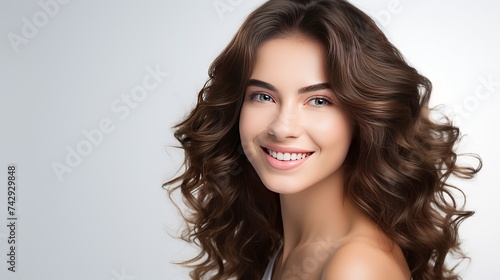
164, 0, 482, 279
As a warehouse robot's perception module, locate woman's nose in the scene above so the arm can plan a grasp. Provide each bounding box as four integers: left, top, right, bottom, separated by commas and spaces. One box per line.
268, 109, 303, 141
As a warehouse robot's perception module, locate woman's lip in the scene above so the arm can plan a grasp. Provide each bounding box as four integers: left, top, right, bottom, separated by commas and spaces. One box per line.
262, 147, 312, 170
261, 145, 314, 154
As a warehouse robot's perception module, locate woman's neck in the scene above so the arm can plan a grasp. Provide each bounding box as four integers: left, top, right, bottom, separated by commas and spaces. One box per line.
278, 168, 363, 264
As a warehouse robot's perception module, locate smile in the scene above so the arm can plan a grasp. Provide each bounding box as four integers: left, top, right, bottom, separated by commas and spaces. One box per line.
260, 146, 314, 170
265, 148, 313, 161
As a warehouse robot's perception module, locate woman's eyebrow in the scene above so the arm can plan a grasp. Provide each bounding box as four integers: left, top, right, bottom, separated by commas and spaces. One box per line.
298, 83, 331, 94
247, 79, 331, 94
247, 79, 278, 92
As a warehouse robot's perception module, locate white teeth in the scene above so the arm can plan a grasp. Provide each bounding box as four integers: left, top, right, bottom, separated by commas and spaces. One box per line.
277, 152, 284, 160
266, 148, 311, 161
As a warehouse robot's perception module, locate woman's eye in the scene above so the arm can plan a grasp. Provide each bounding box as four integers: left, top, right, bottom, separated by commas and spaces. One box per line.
251, 93, 274, 103
308, 98, 331, 107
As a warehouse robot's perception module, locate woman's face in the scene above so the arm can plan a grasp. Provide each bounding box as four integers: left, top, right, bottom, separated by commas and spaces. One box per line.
239, 35, 354, 194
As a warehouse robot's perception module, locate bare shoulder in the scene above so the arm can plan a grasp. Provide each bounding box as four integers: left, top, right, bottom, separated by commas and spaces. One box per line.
321, 236, 410, 280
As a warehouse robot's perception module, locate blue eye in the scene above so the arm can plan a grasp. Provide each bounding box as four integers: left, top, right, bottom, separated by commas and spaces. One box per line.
308, 97, 331, 107
251, 93, 274, 103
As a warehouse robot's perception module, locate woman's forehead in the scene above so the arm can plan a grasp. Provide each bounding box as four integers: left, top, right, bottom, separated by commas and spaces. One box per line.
250, 36, 329, 91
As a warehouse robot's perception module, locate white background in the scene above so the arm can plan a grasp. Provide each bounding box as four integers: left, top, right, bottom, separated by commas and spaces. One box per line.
0, 0, 498, 279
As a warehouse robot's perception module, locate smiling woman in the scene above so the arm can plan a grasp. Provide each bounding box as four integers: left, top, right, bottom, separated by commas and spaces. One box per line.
240, 36, 354, 196
164, 0, 481, 280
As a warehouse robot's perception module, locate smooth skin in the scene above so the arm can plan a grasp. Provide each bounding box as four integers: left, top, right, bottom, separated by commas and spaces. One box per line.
239, 35, 411, 280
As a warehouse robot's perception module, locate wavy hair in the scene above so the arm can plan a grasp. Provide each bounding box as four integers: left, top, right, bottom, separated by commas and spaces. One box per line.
164, 0, 482, 279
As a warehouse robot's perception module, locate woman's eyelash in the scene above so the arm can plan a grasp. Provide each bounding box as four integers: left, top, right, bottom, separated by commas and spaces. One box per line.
250, 92, 274, 102
307, 96, 333, 107
249, 93, 333, 107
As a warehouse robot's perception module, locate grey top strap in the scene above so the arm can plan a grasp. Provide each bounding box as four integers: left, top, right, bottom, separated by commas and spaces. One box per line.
262, 242, 283, 280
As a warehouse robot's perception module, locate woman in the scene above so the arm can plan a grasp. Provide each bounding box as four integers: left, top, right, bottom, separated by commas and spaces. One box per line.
165, 0, 481, 279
